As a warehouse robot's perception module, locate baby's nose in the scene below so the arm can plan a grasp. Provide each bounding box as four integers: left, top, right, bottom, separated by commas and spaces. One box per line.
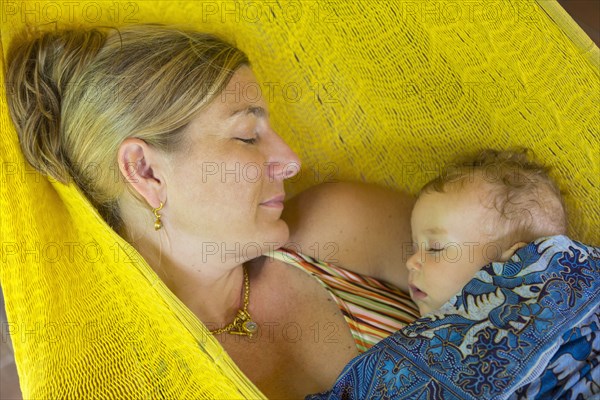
406, 251, 422, 271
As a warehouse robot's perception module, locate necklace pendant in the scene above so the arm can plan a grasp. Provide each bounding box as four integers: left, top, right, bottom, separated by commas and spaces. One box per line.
229, 310, 258, 336
243, 320, 258, 334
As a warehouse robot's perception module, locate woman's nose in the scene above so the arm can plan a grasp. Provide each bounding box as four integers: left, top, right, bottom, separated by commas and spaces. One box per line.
265, 131, 301, 181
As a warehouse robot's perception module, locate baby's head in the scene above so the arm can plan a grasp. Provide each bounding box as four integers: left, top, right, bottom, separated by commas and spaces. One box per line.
406, 149, 567, 315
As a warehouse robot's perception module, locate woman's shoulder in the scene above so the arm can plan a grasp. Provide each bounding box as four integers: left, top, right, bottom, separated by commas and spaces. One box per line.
282, 182, 414, 292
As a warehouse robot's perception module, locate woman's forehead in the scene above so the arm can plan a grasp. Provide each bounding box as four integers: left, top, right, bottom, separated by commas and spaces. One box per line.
213, 66, 268, 113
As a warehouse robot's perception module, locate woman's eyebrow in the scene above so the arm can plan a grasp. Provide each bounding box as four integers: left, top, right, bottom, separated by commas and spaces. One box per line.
228, 105, 268, 118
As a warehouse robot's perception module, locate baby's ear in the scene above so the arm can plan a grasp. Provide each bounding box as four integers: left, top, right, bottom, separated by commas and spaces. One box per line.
499, 242, 528, 262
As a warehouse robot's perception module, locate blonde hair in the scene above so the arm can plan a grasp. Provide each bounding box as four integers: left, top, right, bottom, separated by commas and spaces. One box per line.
420, 148, 568, 245
6, 24, 249, 229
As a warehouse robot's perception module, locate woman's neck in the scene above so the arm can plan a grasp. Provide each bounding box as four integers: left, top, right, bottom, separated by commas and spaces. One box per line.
119, 222, 247, 327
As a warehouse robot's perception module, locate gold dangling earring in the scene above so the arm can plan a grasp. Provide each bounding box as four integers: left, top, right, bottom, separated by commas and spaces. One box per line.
152, 202, 164, 231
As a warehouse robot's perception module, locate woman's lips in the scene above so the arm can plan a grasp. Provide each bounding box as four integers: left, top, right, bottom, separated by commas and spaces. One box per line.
260, 194, 285, 209
260, 201, 284, 209
409, 284, 427, 300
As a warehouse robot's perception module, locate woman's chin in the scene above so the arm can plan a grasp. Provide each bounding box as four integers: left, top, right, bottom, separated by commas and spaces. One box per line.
259, 223, 290, 252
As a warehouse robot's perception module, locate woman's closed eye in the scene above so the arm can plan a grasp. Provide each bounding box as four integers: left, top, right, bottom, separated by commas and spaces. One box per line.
236, 137, 257, 144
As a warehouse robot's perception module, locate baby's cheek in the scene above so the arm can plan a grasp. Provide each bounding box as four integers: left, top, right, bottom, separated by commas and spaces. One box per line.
445, 245, 460, 263
483, 242, 504, 261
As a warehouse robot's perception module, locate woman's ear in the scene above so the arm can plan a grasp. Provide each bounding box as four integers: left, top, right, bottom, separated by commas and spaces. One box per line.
499, 241, 528, 262
117, 138, 166, 209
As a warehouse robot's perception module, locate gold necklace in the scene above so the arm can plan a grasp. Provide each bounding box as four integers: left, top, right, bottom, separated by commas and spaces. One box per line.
209, 265, 258, 337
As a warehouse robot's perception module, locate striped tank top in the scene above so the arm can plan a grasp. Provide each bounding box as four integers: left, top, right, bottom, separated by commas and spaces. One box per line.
270, 248, 420, 353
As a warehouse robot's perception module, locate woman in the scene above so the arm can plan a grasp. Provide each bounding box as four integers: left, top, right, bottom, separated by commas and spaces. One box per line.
6, 25, 418, 398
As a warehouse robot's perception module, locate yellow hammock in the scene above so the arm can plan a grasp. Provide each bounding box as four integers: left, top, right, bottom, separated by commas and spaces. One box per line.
1, 0, 598, 398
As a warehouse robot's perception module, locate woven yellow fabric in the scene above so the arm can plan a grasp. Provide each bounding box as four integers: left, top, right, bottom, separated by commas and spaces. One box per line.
1, 0, 598, 398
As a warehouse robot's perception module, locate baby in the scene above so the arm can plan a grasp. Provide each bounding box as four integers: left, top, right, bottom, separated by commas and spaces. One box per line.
406, 149, 568, 315
308, 151, 597, 400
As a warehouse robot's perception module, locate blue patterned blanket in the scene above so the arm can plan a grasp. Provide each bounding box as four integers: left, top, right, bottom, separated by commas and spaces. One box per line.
307, 236, 600, 399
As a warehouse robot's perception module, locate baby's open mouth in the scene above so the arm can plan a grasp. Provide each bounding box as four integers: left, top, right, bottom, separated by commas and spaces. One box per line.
409, 285, 427, 300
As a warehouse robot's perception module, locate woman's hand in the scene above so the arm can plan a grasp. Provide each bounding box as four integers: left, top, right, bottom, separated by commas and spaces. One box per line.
283, 182, 414, 293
